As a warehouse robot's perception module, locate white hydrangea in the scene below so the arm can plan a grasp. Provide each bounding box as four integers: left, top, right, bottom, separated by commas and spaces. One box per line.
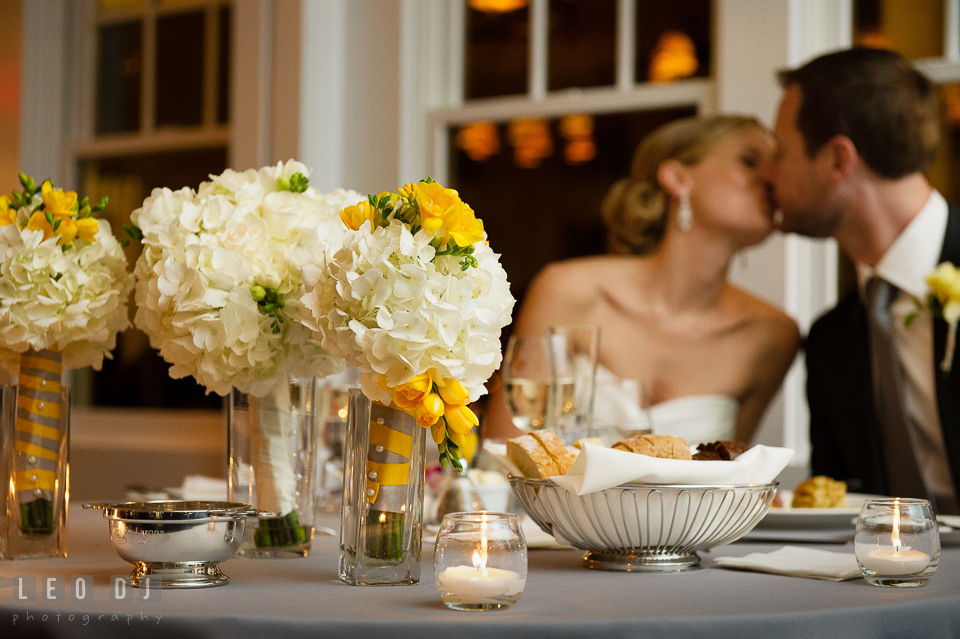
132, 160, 362, 397
300, 218, 515, 405
0, 221, 134, 370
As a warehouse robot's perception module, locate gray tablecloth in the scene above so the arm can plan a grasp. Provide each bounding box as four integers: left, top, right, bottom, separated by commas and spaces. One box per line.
1, 506, 958, 639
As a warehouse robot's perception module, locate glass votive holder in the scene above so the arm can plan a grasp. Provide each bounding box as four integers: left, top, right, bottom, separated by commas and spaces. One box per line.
434, 511, 527, 612
854, 498, 940, 588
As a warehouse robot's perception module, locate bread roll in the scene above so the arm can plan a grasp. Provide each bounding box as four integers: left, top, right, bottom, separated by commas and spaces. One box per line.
693, 440, 749, 461
612, 434, 691, 460
506, 430, 576, 479
791, 475, 848, 508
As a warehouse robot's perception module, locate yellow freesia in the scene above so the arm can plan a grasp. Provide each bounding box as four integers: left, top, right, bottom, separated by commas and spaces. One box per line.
448, 427, 467, 451
431, 421, 446, 445
0, 196, 14, 226
75, 217, 99, 242
56, 218, 79, 246
340, 200, 376, 231
41, 181, 77, 216
444, 403, 479, 435
927, 262, 960, 324
414, 182, 469, 236
414, 393, 444, 428
443, 205, 485, 248
24, 211, 54, 241
436, 378, 469, 406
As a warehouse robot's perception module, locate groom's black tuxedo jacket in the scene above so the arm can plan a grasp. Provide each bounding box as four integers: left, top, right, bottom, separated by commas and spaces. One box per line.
806, 204, 960, 498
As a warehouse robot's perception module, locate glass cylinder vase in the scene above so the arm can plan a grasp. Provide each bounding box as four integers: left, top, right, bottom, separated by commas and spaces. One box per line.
0, 349, 70, 560
228, 375, 317, 558
339, 388, 426, 586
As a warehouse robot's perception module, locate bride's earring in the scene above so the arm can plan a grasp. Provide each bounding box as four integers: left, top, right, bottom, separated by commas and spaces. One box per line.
677, 193, 693, 232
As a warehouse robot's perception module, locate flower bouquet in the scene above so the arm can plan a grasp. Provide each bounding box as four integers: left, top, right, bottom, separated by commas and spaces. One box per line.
301, 178, 514, 582
130, 160, 361, 554
0, 173, 132, 548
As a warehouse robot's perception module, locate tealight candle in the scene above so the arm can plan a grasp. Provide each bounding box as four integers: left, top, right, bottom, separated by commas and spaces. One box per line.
859, 548, 930, 576
434, 512, 527, 611
855, 498, 939, 588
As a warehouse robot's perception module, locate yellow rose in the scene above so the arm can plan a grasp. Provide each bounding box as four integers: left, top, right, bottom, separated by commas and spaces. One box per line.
444, 403, 479, 434
340, 200, 376, 231
41, 181, 77, 216
927, 262, 960, 324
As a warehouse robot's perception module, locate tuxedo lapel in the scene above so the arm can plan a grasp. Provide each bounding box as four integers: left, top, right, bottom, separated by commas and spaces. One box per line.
935, 205, 960, 499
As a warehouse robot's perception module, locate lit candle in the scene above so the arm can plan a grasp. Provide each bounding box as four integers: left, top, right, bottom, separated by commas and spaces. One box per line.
860, 500, 931, 576
436, 521, 526, 604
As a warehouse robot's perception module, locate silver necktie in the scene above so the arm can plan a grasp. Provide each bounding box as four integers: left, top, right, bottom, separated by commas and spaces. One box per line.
865, 276, 928, 501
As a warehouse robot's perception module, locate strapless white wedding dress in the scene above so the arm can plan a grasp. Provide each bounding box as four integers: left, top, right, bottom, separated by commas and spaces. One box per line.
591, 365, 738, 445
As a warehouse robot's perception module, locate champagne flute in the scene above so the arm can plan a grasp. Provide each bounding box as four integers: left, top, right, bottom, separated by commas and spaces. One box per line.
501, 335, 574, 433
548, 325, 601, 444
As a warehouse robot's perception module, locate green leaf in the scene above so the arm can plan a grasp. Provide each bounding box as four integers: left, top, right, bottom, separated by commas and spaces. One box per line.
92, 196, 108, 213
120, 240, 130, 249
288, 172, 309, 193
420, 176, 436, 184
905, 312, 917, 328
44, 211, 54, 226
122, 224, 143, 242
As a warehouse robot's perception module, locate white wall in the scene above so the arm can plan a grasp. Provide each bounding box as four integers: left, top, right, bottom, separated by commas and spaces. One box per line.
300, 0, 401, 194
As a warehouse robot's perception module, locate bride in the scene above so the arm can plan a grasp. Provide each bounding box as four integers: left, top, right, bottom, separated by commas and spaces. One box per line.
487, 115, 799, 444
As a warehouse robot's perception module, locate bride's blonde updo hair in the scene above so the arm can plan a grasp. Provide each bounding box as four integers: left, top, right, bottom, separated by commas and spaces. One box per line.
601, 115, 765, 255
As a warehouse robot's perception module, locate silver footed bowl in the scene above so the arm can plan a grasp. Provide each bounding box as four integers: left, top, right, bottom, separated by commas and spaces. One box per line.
509, 478, 777, 572
83, 501, 264, 589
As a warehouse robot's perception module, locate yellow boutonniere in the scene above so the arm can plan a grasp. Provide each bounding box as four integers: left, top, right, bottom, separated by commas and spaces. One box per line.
907, 261, 960, 374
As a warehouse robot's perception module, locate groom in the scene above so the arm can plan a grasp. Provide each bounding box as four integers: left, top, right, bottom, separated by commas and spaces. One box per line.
765, 47, 960, 513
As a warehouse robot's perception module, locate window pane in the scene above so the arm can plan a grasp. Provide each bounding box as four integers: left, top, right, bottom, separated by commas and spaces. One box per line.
635, 0, 711, 84
930, 83, 960, 203
98, 0, 144, 14
854, 0, 944, 58
548, 0, 616, 91
217, 5, 231, 124
466, 3, 529, 99
156, 11, 205, 127
448, 107, 696, 304
75, 147, 228, 409
96, 20, 142, 135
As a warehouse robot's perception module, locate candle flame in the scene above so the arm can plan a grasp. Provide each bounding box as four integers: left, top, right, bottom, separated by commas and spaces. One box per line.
378, 512, 386, 524
473, 528, 489, 571
891, 499, 902, 554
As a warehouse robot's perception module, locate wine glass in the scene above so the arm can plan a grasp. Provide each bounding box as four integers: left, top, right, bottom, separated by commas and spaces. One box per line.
548, 325, 601, 444
501, 335, 570, 433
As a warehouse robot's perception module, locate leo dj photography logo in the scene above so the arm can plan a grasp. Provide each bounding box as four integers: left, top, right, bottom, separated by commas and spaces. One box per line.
6, 575, 163, 627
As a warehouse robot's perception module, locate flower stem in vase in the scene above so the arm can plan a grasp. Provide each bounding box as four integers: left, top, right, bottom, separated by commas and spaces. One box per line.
366, 509, 405, 561
249, 384, 312, 552
14, 349, 63, 536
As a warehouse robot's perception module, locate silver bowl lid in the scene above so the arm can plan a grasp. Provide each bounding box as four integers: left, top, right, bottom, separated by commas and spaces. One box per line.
83, 500, 263, 522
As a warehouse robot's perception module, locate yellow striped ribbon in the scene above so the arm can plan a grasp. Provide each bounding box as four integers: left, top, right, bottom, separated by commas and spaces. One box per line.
15, 349, 63, 504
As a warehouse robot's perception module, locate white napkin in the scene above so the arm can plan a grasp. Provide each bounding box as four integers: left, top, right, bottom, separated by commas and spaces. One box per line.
552, 443, 794, 495
181, 475, 228, 501
521, 516, 569, 549
713, 546, 862, 581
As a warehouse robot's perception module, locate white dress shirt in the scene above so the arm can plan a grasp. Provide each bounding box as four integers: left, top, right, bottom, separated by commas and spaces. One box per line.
857, 190, 956, 508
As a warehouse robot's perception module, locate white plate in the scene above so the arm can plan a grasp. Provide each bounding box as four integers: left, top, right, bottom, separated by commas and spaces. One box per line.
757, 492, 874, 529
